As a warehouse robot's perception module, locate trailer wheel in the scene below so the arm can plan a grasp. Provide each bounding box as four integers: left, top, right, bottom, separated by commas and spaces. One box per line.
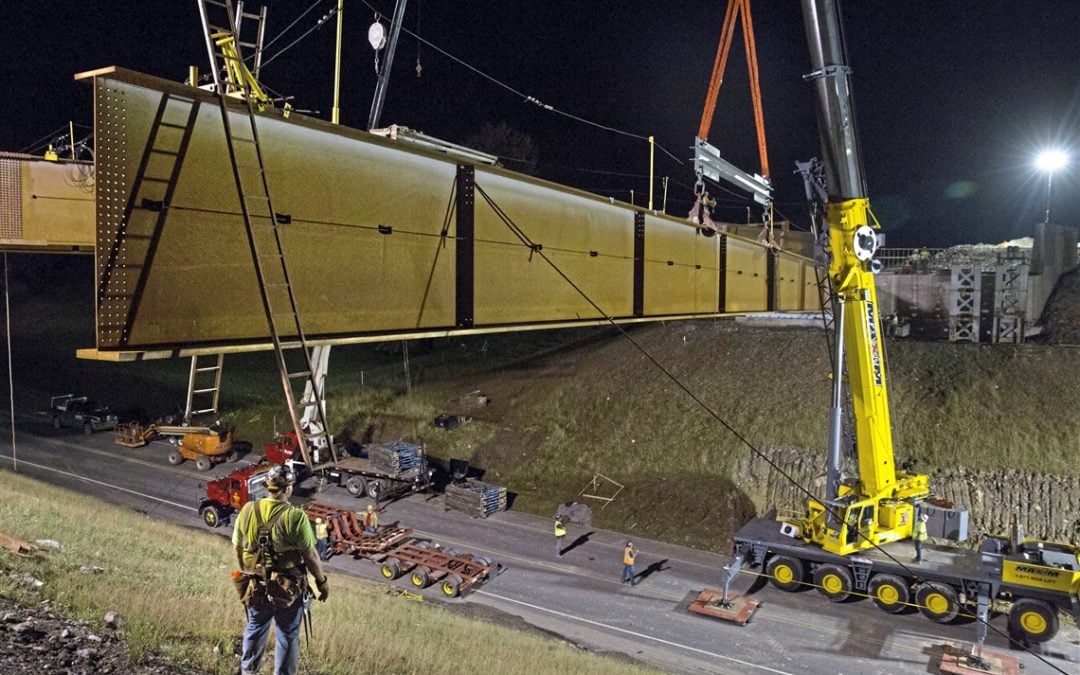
345, 476, 366, 497
444, 548, 461, 559
442, 575, 462, 598
167, 449, 184, 465
52, 416, 61, 429
766, 555, 805, 592
915, 582, 960, 623
813, 564, 853, 602
83, 422, 93, 435
1008, 598, 1058, 644
411, 566, 431, 588
474, 557, 492, 569
200, 504, 224, 528
380, 559, 401, 579
195, 456, 212, 471
868, 574, 910, 614
366, 479, 384, 501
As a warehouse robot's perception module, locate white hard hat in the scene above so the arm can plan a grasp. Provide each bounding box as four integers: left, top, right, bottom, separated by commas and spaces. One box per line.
920, 513, 929, 521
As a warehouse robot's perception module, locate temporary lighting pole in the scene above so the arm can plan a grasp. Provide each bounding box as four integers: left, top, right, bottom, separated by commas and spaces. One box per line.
1036, 149, 1069, 225
332, 0, 343, 124
367, 0, 408, 130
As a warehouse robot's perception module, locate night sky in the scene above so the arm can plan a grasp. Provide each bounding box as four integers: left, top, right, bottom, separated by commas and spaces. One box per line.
5, 1, 1078, 248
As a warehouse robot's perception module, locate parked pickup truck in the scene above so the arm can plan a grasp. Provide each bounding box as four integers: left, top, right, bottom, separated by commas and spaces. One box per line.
50, 395, 118, 434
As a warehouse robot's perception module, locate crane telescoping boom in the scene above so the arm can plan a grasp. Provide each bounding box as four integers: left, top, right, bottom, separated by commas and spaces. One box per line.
790, 0, 930, 555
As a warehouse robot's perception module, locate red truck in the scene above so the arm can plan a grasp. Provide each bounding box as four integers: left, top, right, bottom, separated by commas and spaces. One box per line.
197, 463, 272, 527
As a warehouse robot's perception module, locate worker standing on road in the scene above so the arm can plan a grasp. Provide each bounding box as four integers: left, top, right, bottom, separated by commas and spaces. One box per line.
232, 464, 329, 675
554, 515, 567, 558
314, 518, 330, 561
363, 504, 379, 534
913, 513, 929, 562
622, 541, 637, 585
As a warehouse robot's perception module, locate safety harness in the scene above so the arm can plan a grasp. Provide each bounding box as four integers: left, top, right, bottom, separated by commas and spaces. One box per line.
241, 501, 307, 610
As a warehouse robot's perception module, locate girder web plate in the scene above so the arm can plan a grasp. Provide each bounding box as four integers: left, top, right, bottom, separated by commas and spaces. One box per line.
81, 67, 817, 355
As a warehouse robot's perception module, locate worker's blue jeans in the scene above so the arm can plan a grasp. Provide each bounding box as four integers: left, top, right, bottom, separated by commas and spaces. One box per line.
914, 540, 924, 562
622, 563, 635, 584
241, 597, 305, 675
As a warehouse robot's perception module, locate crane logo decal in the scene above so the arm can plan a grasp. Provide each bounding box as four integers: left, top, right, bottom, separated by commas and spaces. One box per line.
865, 304, 883, 387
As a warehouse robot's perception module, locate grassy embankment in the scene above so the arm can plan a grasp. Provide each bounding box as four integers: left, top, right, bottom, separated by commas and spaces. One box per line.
0, 470, 653, 675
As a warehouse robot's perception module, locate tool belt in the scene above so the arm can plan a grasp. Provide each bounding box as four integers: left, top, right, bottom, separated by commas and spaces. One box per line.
239, 569, 308, 610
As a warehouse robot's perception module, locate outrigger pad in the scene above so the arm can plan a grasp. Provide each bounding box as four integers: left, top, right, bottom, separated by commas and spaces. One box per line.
687, 588, 760, 625
938, 643, 1020, 675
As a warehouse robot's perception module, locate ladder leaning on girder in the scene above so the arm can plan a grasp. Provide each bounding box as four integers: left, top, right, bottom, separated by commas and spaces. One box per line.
195, 0, 336, 470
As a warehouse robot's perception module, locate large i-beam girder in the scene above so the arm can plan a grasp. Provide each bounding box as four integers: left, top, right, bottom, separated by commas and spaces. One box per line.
72, 67, 817, 361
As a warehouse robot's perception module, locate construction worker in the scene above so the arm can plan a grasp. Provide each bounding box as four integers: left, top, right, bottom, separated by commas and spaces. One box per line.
913, 513, 929, 562
363, 504, 379, 534
232, 464, 328, 675
554, 515, 567, 558
314, 518, 330, 561
622, 541, 637, 585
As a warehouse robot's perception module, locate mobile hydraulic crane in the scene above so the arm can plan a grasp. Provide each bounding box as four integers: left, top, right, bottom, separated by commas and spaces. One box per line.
713, 0, 1080, 655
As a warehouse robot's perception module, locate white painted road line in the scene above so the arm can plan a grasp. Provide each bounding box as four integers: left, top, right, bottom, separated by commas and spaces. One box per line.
475, 589, 795, 675
0, 455, 197, 512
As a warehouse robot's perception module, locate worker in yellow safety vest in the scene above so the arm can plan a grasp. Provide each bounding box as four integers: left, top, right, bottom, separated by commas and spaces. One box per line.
314, 517, 330, 561
363, 504, 379, 534
622, 541, 637, 585
554, 516, 567, 558
913, 513, 929, 563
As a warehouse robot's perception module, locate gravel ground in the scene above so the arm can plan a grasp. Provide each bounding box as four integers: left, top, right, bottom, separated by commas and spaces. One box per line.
0, 594, 209, 675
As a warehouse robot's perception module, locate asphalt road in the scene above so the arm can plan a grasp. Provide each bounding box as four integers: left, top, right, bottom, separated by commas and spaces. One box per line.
2, 422, 1078, 675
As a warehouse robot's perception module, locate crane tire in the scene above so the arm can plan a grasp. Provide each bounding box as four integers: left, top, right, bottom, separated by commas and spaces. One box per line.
915, 582, 960, 623
868, 573, 911, 614
1008, 598, 1058, 644
813, 564, 853, 602
766, 555, 805, 592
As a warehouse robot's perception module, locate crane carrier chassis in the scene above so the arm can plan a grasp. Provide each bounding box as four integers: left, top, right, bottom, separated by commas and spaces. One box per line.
722, 517, 1080, 646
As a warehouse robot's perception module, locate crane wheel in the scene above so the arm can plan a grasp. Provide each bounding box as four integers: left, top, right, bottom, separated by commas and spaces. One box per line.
345, 476, 366, 497
411, 566, 431, 588
1008, 598, 1058, 644
380, 559, 401, 579
766, 555, 805, 592
813, 564, 853, 602
915, 582, 960, 623
442, 575, 462, 597
195, 456, 212, 471
868, 574, 910, 614
167, 449, 184, 465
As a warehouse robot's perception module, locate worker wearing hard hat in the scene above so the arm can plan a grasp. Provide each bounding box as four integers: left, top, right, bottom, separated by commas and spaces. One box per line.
314, 517, 330, 561
622, 541, 637, 585
913, 513, 929, 563
554, 516, 567, 558
363, 504, 379, 534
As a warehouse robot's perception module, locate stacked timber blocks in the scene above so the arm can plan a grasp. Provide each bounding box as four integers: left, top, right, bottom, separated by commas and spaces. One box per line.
445, 479, 507, 518
369, 441, 422, 474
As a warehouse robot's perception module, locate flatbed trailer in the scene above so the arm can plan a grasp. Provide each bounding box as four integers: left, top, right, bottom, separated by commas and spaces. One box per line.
267, 432, 433, 501
301, 501, 500, 597
724, 517, 1080, 644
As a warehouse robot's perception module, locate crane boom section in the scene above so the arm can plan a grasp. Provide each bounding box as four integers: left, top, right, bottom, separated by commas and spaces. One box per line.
797, 0, 928, 555
827, 198, 894, 496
